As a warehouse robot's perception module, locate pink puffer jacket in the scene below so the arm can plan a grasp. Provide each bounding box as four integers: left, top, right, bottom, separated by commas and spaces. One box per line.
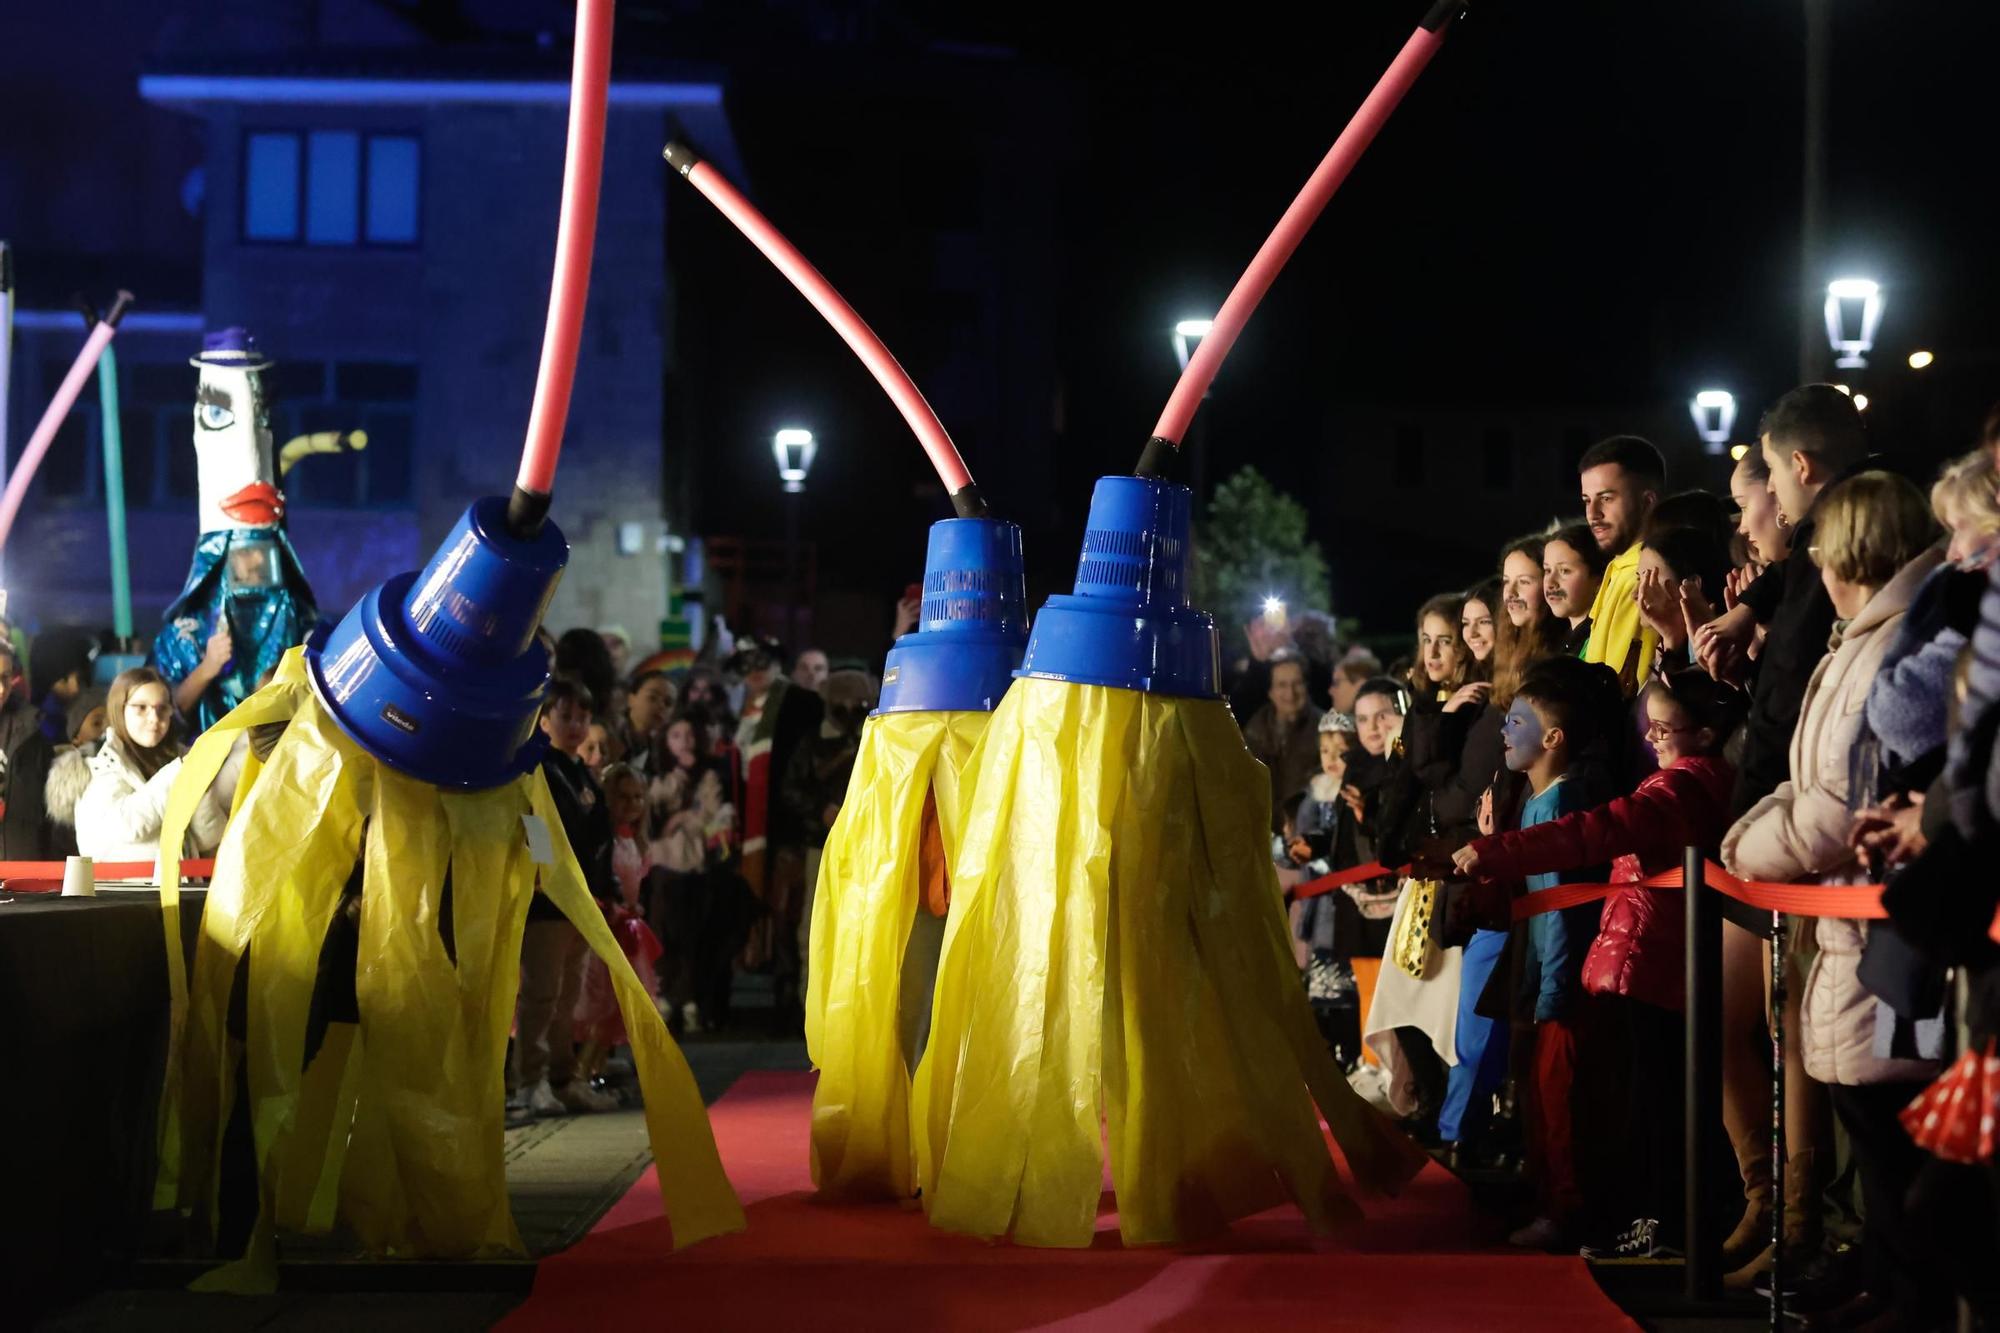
1469, 755, 1736, 1010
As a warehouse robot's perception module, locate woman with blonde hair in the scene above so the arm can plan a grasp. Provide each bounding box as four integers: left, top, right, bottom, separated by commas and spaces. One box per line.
1723, 472, 1944, 1304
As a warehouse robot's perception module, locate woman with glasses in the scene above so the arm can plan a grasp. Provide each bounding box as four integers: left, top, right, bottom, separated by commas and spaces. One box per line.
72, 666, 241, 867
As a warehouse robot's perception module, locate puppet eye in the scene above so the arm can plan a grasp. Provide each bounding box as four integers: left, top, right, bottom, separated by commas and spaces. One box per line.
199, 402, 236, 431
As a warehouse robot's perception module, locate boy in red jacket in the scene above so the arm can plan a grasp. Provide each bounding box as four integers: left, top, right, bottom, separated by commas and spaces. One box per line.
1455, 669, 1743, 1260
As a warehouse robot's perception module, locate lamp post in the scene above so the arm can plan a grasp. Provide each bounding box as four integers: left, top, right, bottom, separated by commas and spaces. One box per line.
1689, 389, 1736, 456
772, 427, 817, 649
1171, 318, 1213, 502
1824, 277, 1883, 370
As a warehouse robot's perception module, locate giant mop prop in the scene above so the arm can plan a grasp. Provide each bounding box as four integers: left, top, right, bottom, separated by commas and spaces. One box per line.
153, 0, 742, 1287
664, 141, 1028, 1201
910, 0, 1465, 1248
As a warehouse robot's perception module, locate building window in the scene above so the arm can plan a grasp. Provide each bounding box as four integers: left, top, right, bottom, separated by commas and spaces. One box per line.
366, 137, 421, 243
1482, 426, 1514, 490
242, 130, 420, 247
306, 131, 360, 244
244, 132, 302, 240
277, 360, 418, 507
1393, 425, 1425, 488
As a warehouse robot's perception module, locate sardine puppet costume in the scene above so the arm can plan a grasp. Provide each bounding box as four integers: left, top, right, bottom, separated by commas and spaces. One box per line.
153, 0, 742, 1288
151, 328, 317, 733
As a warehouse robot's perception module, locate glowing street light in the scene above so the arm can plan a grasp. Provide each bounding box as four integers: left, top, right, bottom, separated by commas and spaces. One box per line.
772, 426, 817, 494
1729, 444, 1751, 463
1171, 318, 1214, 373
1852, 393, 1869, 411
1689, 389, 1737, 454
1824, 277, 1884, 369
1908, 349, 1935, 370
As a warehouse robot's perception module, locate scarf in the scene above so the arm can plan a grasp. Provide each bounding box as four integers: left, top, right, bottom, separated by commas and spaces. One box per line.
1581, 541, 1656, 688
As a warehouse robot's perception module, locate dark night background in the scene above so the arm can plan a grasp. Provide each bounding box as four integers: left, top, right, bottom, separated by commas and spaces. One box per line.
4, 0, 1999, 654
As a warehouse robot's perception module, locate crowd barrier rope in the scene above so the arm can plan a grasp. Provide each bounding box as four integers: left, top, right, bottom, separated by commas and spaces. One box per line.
1288, 858, 1889, 922
0, 858, 215, 890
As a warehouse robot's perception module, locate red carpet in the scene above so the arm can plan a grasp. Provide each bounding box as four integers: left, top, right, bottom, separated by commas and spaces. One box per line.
501, 1072, 1636, 1331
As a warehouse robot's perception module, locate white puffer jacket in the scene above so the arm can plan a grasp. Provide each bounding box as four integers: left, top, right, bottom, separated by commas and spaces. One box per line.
73, 732, 240, 867
1722, 548, 1943, 1087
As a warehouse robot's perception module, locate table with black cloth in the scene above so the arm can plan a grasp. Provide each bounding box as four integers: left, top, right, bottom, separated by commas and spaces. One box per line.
0, 890, 203, 1314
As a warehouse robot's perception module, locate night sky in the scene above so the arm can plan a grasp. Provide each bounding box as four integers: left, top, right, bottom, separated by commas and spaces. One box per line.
6, 0, 2000, 646
672, 0, 2000, 642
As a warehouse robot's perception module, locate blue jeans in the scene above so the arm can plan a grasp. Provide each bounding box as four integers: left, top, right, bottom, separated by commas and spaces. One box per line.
1439, 928, 1510, 1142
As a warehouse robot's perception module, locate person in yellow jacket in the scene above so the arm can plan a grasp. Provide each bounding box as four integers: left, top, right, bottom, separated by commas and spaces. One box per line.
1577, 435, 1666, 692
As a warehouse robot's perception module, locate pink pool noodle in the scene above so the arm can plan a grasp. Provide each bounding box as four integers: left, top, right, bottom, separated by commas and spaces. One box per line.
515, 0, 614, 502
0, 293, 131, 553
665, 144, 978, 504
1150, 5, 1460, 449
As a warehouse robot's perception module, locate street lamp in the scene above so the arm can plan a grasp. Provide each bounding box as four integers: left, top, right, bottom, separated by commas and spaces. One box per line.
773, 426, 817, 648
1169, 318, 1215, 503
772, 426, 816, 494
1908, 349, 1934, 370
1171, 318, 1213, 373
1824, 277, 1883, 369
1689, 389, 1737, 454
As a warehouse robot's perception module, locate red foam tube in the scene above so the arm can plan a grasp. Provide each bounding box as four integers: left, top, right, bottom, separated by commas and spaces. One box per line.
0, 314, 124, 552
1150, 11, 1455, 447
674, 155, 975, 498
515, 0, 615, 500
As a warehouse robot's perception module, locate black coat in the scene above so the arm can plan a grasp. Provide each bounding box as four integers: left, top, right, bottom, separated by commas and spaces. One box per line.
532, 749, 616, 920
1731, 458, 1879, 817
0, 697, 53, 859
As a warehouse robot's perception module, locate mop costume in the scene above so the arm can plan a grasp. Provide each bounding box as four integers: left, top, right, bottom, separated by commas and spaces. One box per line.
805, 522, 1022, 1201
663, 139, 1025, 1204
909, 2, 1462, 1247
152, 329, 318, 733
151, 0, 742, 1287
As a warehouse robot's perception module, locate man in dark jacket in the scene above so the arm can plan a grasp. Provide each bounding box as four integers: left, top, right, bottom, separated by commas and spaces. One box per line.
1693, 384, 1873, 816
0, 642, 53, 857
1242, 653, 1324, 832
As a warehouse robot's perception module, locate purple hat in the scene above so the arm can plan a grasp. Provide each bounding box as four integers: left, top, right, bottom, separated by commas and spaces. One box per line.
189, 326, 273, 371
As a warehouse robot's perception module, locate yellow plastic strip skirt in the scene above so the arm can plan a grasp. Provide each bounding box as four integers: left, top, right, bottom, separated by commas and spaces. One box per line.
805, 709, 986, 1200
912, 677, 1427, 1248
153, 648, 743, 1291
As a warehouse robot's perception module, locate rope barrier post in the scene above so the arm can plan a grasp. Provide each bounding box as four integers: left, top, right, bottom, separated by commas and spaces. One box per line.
1683, 844, 1721, 1302
1768, 907, 1787, 1330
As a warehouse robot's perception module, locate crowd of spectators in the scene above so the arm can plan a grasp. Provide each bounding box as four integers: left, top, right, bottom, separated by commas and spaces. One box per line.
1242, 385, 2000, 1325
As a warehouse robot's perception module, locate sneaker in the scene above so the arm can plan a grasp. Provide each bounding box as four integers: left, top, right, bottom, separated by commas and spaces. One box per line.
524, 1079, 567, 1118
1580, 1217, 1682, 1263
554, 1077, 619, 1113
1508, 1216, 1566, 1250
504, 1102, 537, 1130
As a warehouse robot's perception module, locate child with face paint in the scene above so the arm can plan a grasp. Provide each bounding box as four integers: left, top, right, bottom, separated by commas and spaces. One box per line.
1455, 668, 1744, 1258
1441, 657, 1624, 1251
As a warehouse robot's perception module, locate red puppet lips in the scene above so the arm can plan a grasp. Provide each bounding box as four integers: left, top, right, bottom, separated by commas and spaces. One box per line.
220, 482, 285, 526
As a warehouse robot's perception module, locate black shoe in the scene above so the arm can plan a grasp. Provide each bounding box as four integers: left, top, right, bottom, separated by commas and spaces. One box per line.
1580, 1217, 1682, 1263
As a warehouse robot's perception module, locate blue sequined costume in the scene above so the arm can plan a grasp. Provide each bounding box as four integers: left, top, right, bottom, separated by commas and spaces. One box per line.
152, 528, 318, 734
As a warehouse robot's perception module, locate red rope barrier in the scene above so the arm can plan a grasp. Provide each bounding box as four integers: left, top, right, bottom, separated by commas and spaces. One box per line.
1290, 861, 1400, 901
0, 858, 214, 892
1505, 858, 1885, 923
